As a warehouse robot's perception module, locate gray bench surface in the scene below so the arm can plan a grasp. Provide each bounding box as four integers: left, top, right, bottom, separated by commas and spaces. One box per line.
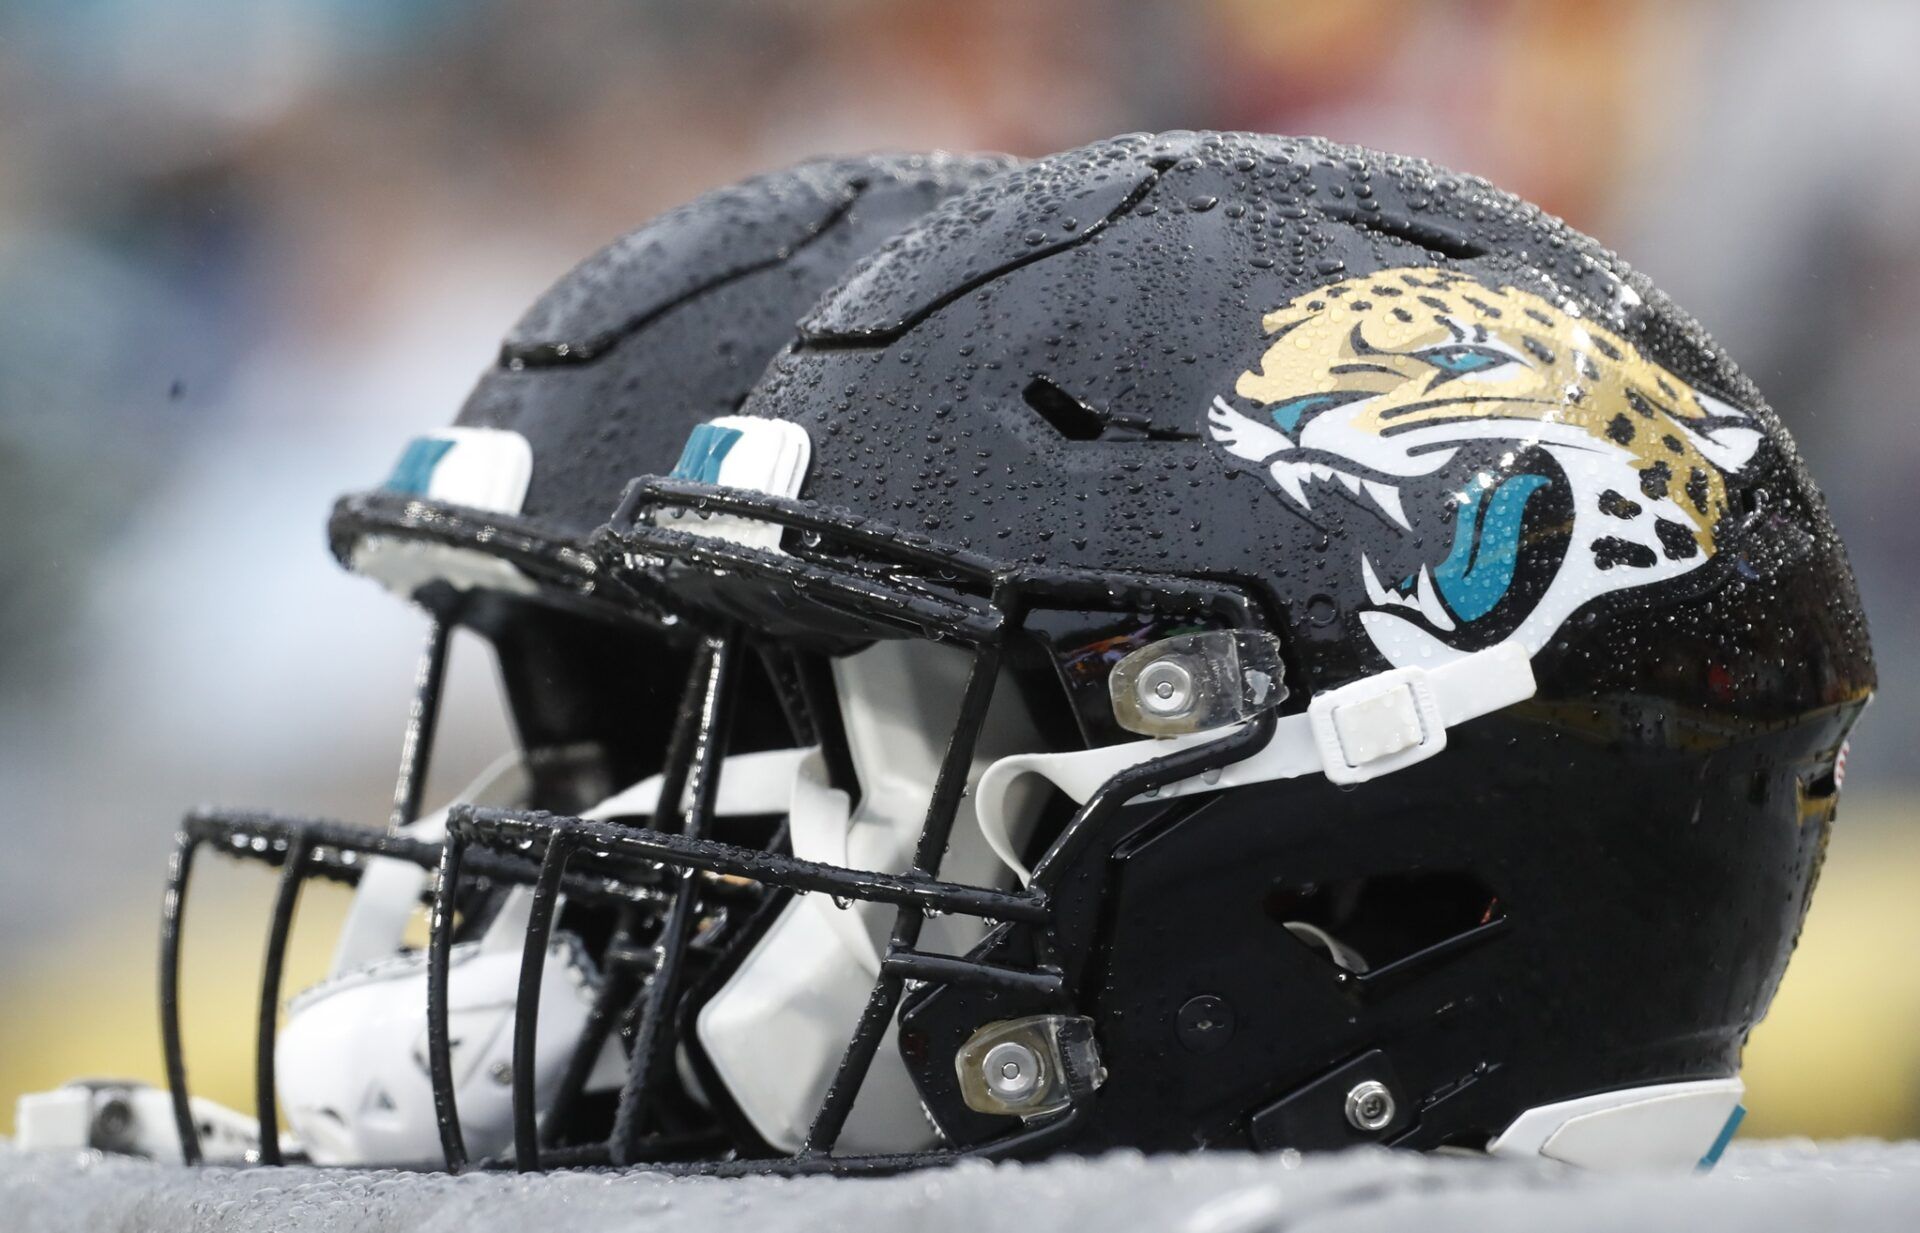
4, 1140, 1916, 1232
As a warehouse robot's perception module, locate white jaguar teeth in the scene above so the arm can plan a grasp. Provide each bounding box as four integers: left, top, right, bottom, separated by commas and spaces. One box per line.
1361, 553, 1456, 631
1265, 457, 1412, 533
1264, 457, 1365, 517
1269, 460, 1312, 511
1360, 552, 1415, 615
1413, 564, 1457, 632
1361, 551, 1390, 606
1363, 480, 1412, 532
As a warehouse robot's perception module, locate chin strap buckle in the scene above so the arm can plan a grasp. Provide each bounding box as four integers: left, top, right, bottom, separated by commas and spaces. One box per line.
1307, 666, 1449, 785
1307, 643, 1535, 785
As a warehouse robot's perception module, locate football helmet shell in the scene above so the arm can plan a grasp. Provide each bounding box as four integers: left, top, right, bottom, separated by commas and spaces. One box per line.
493, 131, 1870, 1168
146, 131, 1874, 1177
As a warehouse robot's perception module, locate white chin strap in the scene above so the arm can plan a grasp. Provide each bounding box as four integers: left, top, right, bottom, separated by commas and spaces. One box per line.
976, 641, 1537, 884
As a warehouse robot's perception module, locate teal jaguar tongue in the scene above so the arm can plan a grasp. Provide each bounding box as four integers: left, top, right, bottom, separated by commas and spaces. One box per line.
1431, 472, 1550, 622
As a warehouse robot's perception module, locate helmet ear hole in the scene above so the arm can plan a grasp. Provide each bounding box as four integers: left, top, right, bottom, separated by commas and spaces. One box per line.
1266, 872, 1504, 975
1281, 921, 1369, 974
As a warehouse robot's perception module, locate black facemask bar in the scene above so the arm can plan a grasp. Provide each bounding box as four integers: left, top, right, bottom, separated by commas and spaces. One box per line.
414, 478, 1284, 1176
157, 476, 1282, 1175
161, 615, 457, 1167
155, 612, 734, 1169
327, 486, 749, 633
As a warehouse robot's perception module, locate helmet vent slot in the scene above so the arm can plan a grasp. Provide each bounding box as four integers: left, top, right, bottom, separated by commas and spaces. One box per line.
1265, 870, 1503, 975
1021, 377, 1199, 444
1329, 206, 1488, 264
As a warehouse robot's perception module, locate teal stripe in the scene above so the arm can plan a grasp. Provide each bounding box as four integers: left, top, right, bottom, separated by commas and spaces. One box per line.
384, 437, 456, 496
1697, 1104, 1745, 1170
669, 424, 744, 484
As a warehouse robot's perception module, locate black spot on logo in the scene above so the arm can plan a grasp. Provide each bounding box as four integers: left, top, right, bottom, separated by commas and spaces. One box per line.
1593, 537, 1658, 570
1606, 415, 1636, 445
1655, 519, 1699, 560
1639, 461, 1672, 501
1625, 387, 1669, 419
1599, 489, 1643, 519
1662, 434, 1683, 453
1686, 468, 1710, 513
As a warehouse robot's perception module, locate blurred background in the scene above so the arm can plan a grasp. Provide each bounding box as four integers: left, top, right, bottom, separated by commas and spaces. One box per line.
2, 0, 1917, 1144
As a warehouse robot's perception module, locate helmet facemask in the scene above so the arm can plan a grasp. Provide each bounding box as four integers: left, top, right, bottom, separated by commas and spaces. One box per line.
132, 150, 1031, 1172
156, 557, 810, 1168
425, 474, 1315, 1172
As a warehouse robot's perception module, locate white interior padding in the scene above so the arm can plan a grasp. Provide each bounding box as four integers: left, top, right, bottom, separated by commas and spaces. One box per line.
284, 741, 834, 1166
328, 753, 528, 978
350, 538, 539, 601
697, 640, 1045, 1153
277, 929, 613, 1166
282, 754, 633, 1166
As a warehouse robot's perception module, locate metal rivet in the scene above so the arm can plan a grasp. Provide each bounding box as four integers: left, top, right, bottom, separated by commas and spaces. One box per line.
981, 1040, 1042, 1104
1136, 659, 1195, 716
490, 1061, 513, 1087
1344, 1079, 1395, 1132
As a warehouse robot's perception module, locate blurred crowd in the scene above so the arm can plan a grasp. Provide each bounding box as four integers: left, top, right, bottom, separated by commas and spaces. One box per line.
3, 0, 1917, 1140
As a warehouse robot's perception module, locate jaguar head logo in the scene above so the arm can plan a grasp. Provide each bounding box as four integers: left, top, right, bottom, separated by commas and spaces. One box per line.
1208, 267, 1763, 666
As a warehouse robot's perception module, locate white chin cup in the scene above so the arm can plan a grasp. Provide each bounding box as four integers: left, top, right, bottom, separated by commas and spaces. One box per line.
275, 927, 616, 1167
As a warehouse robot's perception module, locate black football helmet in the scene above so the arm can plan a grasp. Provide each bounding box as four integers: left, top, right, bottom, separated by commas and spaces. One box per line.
146, 152, 1018, 1169
433, 132, 1874, 1174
